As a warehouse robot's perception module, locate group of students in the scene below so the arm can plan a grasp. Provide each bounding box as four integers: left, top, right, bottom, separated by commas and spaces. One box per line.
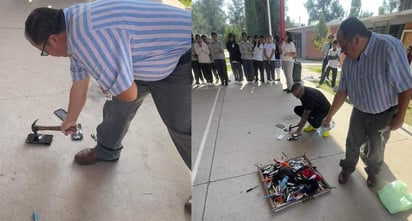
192, 31, 298, 93
230, 33, 282, 84
192, 33, 229, 86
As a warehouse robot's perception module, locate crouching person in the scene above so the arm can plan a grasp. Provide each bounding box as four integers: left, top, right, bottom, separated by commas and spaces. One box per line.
291, 83, 331, 138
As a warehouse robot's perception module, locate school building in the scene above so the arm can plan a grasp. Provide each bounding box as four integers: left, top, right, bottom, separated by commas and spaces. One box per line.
288, 9, 412, 60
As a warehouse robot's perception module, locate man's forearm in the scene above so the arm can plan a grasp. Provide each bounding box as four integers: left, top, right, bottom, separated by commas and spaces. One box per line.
66, 76, 90, 123
326, 90, 347, 121
297, 110, 310, 131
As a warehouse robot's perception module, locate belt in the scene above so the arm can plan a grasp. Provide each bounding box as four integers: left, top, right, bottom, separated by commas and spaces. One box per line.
357, 105, 398, 115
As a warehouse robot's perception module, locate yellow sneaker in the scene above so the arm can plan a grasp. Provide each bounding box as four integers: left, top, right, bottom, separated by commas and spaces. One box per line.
322, 130, 330, 138
303, 125, 314, 132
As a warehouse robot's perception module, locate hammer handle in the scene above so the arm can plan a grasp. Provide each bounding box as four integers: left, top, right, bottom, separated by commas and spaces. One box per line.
35, 126, 62, 131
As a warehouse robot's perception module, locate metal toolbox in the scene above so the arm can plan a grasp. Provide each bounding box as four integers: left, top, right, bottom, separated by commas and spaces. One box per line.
258, 155, 332, 212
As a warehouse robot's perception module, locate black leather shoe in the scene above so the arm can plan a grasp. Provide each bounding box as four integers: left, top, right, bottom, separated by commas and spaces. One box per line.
338, 170, 349, 184
367, 175, 377, 188
184, 195, 191, 214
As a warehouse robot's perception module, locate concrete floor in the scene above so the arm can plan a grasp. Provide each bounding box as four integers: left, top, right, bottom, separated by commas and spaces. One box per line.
0, 1, 190, 220
192, 67, 412, 221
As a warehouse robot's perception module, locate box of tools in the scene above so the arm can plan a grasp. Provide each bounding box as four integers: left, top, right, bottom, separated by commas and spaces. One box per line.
258, 155, 332, 212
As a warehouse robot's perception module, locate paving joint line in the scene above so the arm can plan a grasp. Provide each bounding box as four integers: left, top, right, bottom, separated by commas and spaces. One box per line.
193, 171, 258, 187
201, 87, 226, 221
193, 151, 345, 188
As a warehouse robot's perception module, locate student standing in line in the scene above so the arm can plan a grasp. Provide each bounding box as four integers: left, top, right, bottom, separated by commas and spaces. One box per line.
226, 33, 244, 83
273, 35, 282, 82
194, 34, 213, 85
192, 34, 204, 85
280, 31, 296, 93
202, 34, 220, 84
210, 32, 229, 86
239, 32, 254, 82
252, 35, 265, 83
264, 35, 276, 83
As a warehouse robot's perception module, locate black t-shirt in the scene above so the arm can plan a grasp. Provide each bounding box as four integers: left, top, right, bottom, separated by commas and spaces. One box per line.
300, 87, 331, 115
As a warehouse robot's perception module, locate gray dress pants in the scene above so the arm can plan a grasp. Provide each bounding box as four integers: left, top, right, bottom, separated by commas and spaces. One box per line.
95, 51, 191, 169
340, 106, 397, 176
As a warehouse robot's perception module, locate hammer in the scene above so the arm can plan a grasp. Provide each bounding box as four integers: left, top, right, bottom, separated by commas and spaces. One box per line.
31, 119, 76, 134
284, 124, 298, 133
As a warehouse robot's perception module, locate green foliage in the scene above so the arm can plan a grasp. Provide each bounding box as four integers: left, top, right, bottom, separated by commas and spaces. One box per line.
227, 0, 246, 32
359, 10, 374, 18
245, 0, 258, 35
308, 66, 322, 73
178, 0, 191, 7
244, 0, 280, 37
399, 0, 412, 11
379, 0, 399, 15
192, 0, 226, 36
311, 14, 331, 51
349, 0, 361, 17
223, 26, 242, 45
304, 0, 345, 24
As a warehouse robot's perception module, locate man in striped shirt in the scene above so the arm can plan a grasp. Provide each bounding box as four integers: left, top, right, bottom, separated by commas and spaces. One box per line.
24, 0, 191, 171
322, 17, 412, 188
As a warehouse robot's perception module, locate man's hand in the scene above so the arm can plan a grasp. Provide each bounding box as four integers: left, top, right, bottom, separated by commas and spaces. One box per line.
390, 88, 412, 130
321, 117, 332, 129
290, 128, 301, 136
389, 115, 404, 130
61, 120, 77, 135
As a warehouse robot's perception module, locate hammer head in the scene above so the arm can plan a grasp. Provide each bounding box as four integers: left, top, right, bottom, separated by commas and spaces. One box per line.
284, 124, 298, 132
31, 119, 39, 134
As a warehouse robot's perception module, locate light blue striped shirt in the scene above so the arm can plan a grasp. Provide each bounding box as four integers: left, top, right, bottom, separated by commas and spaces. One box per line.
64, 0, 191, 96
338, 32, 412, 114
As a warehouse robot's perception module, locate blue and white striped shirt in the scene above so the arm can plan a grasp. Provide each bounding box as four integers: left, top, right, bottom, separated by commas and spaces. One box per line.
338, 32, 412, 114
64, 0, 191, 96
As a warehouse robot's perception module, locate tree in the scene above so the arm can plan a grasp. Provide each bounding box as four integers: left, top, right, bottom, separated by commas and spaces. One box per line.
311, 14, 331, 51
244, 0, 259, 35
399, 0, 412, 11
223, 25, 242, 44
359, 10, 374, 18
285, 16, 294, 28
227, 0, 246, 32
349, 0, 361, 17
192, 1, 207, 34
304, 0, 345, 24
269, 0, 281, 36
244, 0, 280, 37
379, 0, 398, 15
192, 0, 226, 36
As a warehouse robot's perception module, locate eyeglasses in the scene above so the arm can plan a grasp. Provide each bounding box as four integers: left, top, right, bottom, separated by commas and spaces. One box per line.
40, 36, 49, 56
40, 11, 62, 56
339, 39, 353, 54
